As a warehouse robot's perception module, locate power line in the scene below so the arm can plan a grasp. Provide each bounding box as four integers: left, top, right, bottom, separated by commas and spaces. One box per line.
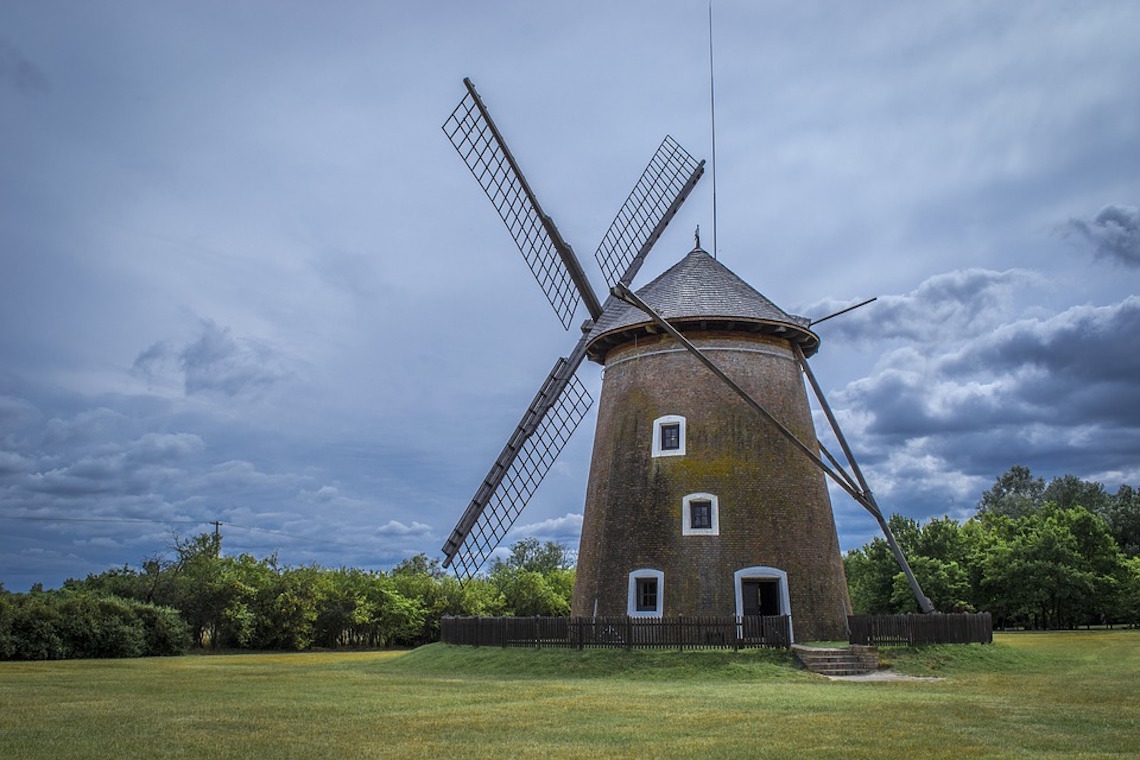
0, 514, 369, 551
1, 516, 206, 526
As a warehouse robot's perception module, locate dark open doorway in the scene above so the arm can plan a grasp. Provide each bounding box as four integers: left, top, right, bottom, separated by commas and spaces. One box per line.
741, 579, 781, 616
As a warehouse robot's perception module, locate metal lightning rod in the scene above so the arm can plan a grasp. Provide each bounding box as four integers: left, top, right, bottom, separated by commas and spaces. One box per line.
708, 2, 719, 259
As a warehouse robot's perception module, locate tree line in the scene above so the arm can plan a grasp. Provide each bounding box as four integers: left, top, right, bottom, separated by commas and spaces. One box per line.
0, 536, 574, 660
4, 466, 1138, 659
845, 467, 1140, 629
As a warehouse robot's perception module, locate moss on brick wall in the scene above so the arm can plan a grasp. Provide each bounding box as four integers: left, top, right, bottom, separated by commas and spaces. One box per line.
571, 332, 852, 641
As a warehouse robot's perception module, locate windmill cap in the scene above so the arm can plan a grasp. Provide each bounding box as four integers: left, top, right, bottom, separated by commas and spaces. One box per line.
586, 247, 820, 363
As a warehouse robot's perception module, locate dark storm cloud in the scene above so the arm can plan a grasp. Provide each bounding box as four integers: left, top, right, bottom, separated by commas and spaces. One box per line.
942, 297, 1140, 423
0, 39, 49, 95
0, 380, 408, 583
1066, 205, 1140, 267
133, 321, 293, 398
842, 296, 1140, 439
0, 450, 35, 476
10, 429, 205, 500
0, 394, 41, 446
827, 294, 1140, 527
132, 342, 169, 377
805, 269, 1036, 343
180, 321, 292, 397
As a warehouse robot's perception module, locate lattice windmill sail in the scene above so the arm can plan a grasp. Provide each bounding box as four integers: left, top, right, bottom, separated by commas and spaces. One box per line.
440, 78, 704, 580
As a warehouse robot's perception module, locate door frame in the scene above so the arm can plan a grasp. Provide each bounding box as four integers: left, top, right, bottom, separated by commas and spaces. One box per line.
734, 566, 793, 643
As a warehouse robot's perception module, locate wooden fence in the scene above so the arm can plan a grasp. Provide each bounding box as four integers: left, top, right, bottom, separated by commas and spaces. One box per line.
441, 615, 792, 650
848, 613, 993, 646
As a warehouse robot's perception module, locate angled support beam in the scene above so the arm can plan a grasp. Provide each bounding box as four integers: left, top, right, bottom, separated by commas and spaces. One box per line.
611, 284, 860, 502
612, 283, 936, 614
793, 343, 935, 614
809, 297, 877, 327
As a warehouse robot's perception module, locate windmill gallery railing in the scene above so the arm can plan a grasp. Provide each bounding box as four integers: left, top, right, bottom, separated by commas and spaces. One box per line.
441, 615, 793, 650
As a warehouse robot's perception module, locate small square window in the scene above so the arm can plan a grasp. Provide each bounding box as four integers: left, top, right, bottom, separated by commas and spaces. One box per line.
682, 493, 719, 536
636, 578, 658, 612
652, 416, 686, 458
690, 500, 712, 530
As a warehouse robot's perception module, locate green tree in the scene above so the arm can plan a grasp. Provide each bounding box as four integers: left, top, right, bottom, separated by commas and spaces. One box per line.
1103, 485, 1140, 557
889, 554, 972, 613
486, 539, 574, 617
1119, 557, 1140, 626
1043, 474, 1110, 514
978, 465, 1045, 518
390, 554, 493, 644
845, 516, 974, 614
844, 537, 898, 614
490, 538, 570, 575
978, 505, 1128, 629
489, 567, 572, 617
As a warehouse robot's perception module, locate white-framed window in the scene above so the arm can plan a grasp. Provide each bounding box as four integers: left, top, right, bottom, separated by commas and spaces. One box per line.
651, 415, 686, 457
682, 492, 719, 536
627, 568, 664, 617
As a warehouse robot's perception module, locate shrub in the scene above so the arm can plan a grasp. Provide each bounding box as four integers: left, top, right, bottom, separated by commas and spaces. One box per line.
0, 591, 191, 660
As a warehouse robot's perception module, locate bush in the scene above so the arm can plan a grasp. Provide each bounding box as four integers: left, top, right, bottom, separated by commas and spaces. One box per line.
0, 591, 191, 660
57, 594, 147, 658
134, 602, 193, 656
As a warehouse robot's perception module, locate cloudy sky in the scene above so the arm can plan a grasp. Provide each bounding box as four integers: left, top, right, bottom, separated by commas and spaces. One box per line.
2, 1, 1138, 590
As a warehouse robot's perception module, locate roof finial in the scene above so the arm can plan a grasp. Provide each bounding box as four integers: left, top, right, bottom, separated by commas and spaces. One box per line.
695, 225, 701, 250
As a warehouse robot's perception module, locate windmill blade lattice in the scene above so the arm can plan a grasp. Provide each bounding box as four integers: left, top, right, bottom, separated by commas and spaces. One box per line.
443, 366, 593, 581
595, 135, 704, 288
443, 81, 586, 329
439, 78, 705, 581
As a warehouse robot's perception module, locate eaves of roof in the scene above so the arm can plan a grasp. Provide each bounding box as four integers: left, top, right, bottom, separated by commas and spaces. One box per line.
585, 247, 820, 363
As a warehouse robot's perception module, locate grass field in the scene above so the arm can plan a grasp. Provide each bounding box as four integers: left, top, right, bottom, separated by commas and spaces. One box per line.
1, 631, 1137, 759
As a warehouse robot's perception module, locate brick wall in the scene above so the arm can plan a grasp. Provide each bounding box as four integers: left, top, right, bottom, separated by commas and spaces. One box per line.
571, 331, 852, 642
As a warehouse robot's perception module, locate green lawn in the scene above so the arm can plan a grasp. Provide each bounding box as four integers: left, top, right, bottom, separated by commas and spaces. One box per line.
1, 631, 1137, 759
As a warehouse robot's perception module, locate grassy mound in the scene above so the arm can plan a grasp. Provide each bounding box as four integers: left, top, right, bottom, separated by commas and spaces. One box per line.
883, 641, 1043, 676
385, 641, 808, 681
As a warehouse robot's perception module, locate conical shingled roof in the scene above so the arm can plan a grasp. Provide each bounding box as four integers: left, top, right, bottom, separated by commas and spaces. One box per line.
586, 247, 820, 363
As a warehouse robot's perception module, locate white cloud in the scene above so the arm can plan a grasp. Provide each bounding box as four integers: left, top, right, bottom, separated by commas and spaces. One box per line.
374, 521, 432, 537
510, 513, 584, 544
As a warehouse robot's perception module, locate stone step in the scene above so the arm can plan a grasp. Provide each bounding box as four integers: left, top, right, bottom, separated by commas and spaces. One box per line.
792, 644, 879, 676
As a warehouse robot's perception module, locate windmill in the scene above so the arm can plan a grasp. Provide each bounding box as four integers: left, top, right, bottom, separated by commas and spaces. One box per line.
440, 78, 932, 641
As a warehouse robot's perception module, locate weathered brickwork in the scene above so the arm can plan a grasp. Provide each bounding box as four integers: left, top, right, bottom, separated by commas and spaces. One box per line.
571, 332, 853, 642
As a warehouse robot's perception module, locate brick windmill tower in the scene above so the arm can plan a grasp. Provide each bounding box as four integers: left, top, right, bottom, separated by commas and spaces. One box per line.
573, 246, 850, 641
439, 79, 932, 644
